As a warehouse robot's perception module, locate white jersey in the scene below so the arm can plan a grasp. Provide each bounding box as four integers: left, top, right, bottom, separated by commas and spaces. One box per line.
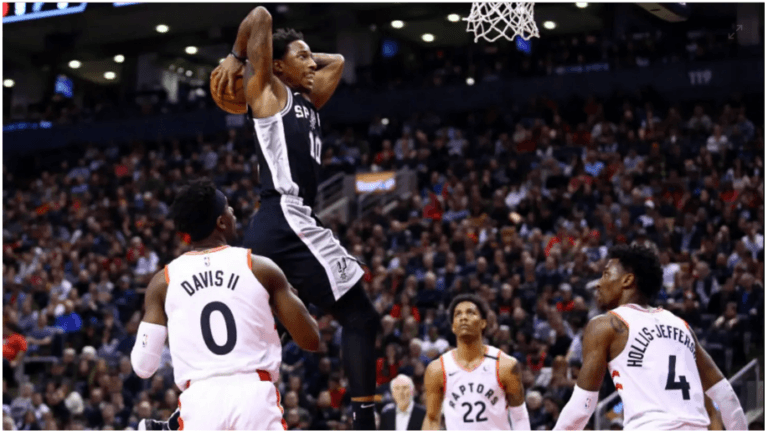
164, 246, 281, 390
441, 345, 511, 430
607, 304, 709, 430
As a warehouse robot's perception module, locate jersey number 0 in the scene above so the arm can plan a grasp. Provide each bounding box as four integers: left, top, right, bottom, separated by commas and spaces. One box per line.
200, 302, 237, 355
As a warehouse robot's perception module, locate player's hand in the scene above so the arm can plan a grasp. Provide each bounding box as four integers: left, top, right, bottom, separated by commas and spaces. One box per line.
211, 56, 245, 98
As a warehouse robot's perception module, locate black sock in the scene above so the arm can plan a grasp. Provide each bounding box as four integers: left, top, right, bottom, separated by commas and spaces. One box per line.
351, 401, 376, 430
327, 283, 380, 430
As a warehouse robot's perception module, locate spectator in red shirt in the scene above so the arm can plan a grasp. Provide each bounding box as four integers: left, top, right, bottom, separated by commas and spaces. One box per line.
3, 317, 27, 387
376, 343, 401, 387
556, 284, 575, 313
327, 373, 346, 409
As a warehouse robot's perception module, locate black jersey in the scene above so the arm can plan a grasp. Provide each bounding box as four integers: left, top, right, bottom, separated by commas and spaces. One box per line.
248, 84, 323, 208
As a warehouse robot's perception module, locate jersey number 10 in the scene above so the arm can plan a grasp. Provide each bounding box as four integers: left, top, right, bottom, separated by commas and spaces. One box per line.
309, 132, 322, 164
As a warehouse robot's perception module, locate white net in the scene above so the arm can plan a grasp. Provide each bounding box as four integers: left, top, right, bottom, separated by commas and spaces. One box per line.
464, 2, 539, 43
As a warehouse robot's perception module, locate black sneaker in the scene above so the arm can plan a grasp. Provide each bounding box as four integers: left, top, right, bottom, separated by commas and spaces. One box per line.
138, 419, 170, 431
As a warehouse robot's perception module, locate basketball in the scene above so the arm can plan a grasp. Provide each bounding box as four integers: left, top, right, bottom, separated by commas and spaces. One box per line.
211, 73, 247, 114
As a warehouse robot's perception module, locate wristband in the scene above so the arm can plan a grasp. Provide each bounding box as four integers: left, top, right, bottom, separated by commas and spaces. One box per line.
230, 51, 247, 64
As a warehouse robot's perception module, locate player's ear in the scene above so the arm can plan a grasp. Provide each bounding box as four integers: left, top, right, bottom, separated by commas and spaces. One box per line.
622, 272, 635, 289
273, 59, 283, 75
216, 215, 226, 230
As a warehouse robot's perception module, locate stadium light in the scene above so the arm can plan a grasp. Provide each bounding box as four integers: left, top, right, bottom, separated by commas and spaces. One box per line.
447, 14, 461, 22
391, 20, 404, 29
155, 24, 169, 33
576, 2, 588, 8
104, 71, 116, 80
68, 60, 81, 69
422, 33, 435, 43
543, 21, 556, 30
185, 46, 198, 55
466, 77, 475, 86
3, 79, 15, 88
381, 118, 390, 126
185, 70, 193, 77
113, 54, 125, 63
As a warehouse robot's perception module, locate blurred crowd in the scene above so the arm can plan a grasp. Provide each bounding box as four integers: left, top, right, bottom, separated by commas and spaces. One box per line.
361, 27, 755, 90
3, 82, 764, 430
5, 27, 760, 127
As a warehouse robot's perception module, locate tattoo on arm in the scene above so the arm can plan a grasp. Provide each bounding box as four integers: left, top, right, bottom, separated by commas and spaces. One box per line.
609, 315, 627, 334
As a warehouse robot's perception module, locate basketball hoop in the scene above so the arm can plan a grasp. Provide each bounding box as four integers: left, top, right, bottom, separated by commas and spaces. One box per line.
464, 2, 539, 43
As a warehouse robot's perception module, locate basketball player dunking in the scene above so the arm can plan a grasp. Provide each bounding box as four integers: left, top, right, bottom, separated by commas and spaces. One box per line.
212, 6, 380, 429
422, 294, 530, 430
553, 245, 747, 430
130, 179, 320, 430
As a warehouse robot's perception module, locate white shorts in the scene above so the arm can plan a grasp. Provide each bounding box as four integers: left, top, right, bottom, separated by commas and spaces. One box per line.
178, 373, 286, 430
626, 418, 708, 430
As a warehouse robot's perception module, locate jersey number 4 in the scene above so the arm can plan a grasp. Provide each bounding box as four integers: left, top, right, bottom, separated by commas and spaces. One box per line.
309, 132, 322, 164
665, 355, 691, 400
461, 402, 488, 423
200, 302, 237, 355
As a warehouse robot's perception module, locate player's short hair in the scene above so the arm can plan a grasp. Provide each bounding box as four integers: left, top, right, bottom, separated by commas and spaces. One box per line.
448, 293, 489, 322
170, 178, 222, 241
608, 244, 663, 303
273, 28, 305, 60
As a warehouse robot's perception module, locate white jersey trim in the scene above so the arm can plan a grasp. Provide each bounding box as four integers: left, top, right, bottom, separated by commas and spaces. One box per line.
252, 85, 300, 197
279, 195, 340, 298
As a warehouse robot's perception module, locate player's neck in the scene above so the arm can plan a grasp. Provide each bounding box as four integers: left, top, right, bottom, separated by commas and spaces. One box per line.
620, 293, 649, 309
456, 338, 485, 362
189, 237, 228, 252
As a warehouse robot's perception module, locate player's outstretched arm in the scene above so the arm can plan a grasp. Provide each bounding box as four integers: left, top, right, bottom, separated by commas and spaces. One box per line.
308, 53, 345, 109
691, 330, 747, 430
500, 355, 530, 430
131, 270, 169, 379
553, 314, 620, 430
251, 255, 320, 352
422, 359, 445, 430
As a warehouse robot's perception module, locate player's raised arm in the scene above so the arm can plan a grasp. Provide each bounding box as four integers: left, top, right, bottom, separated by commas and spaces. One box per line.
553, 314, 620, 430
251, 255, 320, 352
130, 270, 169, 379
500, 355, 530, 430
213, 6, 274, 98
691, 329, 747, 430
308, 53, 344, 109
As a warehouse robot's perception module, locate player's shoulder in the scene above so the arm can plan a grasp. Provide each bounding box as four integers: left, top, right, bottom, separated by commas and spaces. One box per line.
495, 348, 518, 367
585, 312, 628, 336
425, 355, 446, 381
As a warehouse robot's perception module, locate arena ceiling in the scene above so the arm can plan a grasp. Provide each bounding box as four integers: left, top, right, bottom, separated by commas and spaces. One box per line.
2, 2, 742, 86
